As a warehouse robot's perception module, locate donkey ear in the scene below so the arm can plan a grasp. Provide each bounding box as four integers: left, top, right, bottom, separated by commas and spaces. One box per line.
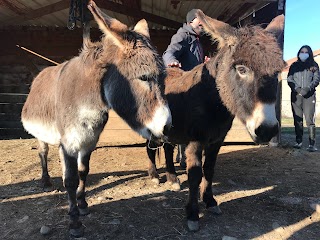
265, 14, 284, 36
265, 14, 285, 48
134, 19, 150, 38
195, 9, 237, 48
87, 0, 127, 48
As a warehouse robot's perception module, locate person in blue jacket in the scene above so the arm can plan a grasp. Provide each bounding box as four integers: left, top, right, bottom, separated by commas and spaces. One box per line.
163, 9, 205, 71
163, 9, 207, 167
287, 45, 320, 152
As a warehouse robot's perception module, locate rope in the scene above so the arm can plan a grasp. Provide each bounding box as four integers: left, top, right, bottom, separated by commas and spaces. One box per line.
16, 45, 59, 65
147, 136, 164, 150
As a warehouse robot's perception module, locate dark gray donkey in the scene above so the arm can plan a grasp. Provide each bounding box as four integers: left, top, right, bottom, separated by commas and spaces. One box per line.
146, 11, 286, 231
21, 0, 171, 236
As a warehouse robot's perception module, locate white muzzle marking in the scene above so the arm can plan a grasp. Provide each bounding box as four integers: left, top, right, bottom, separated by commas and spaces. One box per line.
246, 102, 277, 139
139, 103, 172, 139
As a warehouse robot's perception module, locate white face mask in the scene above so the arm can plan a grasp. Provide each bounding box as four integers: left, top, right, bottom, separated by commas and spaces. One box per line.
299, 53, 309, 62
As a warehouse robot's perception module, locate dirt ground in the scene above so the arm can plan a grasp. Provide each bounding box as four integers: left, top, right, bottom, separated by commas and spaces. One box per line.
1, 132, 320, 240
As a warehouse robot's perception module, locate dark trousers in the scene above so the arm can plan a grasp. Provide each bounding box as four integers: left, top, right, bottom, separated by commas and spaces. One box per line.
291, 92, 316, 143
176, 144, 186, 162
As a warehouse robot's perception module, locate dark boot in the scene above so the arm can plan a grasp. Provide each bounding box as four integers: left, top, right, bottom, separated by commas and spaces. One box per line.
307, 126, 317, 152
176, 145, 186, 168
175, 145, 182, 163
293, 121, 303, 149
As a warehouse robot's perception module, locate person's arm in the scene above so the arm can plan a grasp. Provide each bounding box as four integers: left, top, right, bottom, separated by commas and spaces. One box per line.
287, 63, 300, 92
163, 32, 187, 67
308, 64, 320, 90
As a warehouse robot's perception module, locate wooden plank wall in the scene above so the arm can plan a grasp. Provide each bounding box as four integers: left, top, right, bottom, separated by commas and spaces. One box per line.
0, 64, 33, 139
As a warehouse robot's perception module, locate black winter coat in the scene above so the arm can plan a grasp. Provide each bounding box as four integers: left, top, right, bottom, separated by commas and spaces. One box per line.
162, 23, 204, 71
287, 61, 320, 95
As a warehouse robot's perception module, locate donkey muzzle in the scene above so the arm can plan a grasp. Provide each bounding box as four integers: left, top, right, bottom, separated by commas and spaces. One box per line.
254, 123, 279, 143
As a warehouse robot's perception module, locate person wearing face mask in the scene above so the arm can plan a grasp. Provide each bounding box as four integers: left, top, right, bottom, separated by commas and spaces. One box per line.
287, 45, 320, 151
162, 9, 208, 168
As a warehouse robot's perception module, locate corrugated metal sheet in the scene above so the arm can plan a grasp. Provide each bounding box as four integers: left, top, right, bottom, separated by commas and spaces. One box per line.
0, 0, 275, 29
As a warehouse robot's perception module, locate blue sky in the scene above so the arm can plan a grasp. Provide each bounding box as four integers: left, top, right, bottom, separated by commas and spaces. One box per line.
283, 0, 320, 60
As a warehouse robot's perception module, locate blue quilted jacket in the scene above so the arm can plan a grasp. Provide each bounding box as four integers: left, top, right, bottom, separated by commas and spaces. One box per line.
163, 23, 204, 71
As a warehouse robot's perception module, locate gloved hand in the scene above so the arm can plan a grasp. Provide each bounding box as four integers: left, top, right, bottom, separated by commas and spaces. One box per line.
300, 87, 310, 96
295, 87, 301, 93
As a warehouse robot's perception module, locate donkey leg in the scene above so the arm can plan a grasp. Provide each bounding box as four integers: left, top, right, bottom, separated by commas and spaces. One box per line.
59, 145, 84, 237
38, 140, 52, 189
201, 142, 222, 215
77, 151, 91, 216
146, 140, 160, 184
185, 141, 203, 231
163, 143, 180, 191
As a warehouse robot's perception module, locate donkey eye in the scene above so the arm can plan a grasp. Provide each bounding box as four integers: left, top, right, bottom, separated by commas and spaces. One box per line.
236, 65, 249, 76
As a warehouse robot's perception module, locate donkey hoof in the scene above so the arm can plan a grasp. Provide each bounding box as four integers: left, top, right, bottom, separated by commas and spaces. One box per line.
171, 182, 181, 191
79, 207, 90, 216
151, 178, 160, 185
207, 205, 222, 215
43, 186, 54, 192
69, 225, 84, 237
187, 220, 199, 232
41, 178, 53, 190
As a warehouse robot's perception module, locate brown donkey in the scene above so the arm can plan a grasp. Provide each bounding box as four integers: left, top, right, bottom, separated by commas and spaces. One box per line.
146, 12, 286, 231
21, 1, 171, 237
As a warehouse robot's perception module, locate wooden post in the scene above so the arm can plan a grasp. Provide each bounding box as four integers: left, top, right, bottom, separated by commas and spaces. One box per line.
269, 0, 286, 147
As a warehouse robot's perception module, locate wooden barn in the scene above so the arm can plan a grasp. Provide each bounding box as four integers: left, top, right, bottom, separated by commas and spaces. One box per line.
0, 0, 285, 144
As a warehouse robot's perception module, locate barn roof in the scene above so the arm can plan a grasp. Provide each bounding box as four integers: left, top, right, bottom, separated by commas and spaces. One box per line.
0, 0, 279, 29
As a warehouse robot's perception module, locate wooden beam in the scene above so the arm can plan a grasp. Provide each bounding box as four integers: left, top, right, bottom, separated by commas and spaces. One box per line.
95, 0, 181, 28
1, 0, 181, 28
122, 0, 142, 22
1, 0, 69, 26
180, 0, 277, 2
1, 0, 28, 15
226, 3, 256, 25
122, 0, 141, 9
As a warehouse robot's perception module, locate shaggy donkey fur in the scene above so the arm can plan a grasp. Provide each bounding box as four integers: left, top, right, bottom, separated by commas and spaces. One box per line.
146, 12, 285, 231
21, 0, 171, 237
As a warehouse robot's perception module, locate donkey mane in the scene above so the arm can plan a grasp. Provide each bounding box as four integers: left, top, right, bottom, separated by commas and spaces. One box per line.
118, 31, 165, 80
165, 65, 203, 94
80, 38, 120, 68
81, 41, 103, 61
